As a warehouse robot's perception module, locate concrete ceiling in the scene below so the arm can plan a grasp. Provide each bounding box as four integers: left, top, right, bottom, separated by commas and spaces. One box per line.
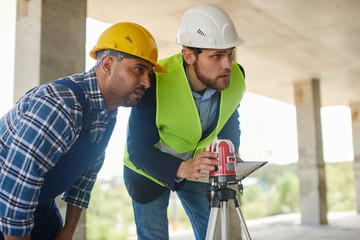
87, 0, 360, 106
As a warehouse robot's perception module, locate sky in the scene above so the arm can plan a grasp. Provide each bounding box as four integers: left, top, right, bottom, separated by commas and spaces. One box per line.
0, 1, 354, 180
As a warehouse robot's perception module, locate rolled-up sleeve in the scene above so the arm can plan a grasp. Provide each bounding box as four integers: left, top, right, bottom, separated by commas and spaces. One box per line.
62, 153, 105, 209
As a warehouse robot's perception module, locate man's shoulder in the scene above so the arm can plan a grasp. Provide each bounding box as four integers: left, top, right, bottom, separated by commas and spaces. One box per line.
157, 53, 184, 73
32, 80, 83, 113
234, 62, 245, 78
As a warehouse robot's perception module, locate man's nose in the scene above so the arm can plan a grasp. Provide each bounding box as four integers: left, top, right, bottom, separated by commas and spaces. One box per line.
141, 75, 151, 89
222, 56, 233, 70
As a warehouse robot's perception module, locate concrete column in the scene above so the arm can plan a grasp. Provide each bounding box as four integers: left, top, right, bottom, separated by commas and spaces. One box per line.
294, 79, 328, 224
15, 0, 87, 239
350, 102, 360, 214
14, 0, 86, 101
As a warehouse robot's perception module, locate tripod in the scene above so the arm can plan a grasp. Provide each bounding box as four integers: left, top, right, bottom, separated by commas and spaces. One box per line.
205, 176, 251, 240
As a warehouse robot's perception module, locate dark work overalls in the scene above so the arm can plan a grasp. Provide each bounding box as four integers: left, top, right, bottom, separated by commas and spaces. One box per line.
0, 79, 116, 240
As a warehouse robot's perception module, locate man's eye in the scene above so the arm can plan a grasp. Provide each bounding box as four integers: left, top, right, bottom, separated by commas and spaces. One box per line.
211, 55, 221, 60
136, 67, 144, 73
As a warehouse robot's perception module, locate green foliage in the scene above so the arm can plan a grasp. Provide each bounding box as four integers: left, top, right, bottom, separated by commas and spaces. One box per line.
325, 162, 356, 211
241, 163, 300, 218
241, 162, 355, 219
86, 182, 136, 240
240, 184, 269, 218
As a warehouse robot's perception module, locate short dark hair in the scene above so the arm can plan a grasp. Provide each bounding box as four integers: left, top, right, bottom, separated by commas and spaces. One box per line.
182, 46, 202, 54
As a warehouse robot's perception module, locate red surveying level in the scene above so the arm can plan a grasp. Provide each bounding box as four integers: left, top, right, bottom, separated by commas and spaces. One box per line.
209, 139, 236, 177
208, 139, 238, 186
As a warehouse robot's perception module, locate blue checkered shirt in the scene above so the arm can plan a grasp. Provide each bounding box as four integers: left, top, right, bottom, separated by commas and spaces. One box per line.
0, 68, 117, 236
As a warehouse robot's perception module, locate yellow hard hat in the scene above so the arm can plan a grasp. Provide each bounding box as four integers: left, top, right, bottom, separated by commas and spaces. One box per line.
90, 22, 167, 73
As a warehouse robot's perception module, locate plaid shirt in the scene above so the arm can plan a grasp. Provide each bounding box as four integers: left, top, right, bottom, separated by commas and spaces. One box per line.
0, 68, 117, 236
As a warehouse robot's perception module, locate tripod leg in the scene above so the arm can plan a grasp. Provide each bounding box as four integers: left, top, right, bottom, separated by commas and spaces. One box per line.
234, 197, 252, 240
205, 207, 219, 240
220, 201, 230, 240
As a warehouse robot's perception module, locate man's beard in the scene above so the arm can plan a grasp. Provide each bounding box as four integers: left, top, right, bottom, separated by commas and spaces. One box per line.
122, 86, 146, 107
194, 61, 230, 90
109, 84, 146, 108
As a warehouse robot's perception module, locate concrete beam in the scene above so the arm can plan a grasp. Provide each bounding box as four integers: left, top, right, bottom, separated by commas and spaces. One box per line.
294, 79, 328, 224
350, 102, 360, 214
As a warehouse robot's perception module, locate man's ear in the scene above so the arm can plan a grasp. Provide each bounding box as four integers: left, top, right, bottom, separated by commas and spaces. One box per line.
101, 55, 113, 75
183, 48, 196, 65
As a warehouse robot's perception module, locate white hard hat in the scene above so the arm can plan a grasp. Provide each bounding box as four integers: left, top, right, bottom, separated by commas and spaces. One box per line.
175, 3, 244, 49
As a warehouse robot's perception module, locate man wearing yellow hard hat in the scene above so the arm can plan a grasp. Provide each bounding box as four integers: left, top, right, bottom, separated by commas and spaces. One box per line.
0, 22, 165, 240
124, 3, 245, 239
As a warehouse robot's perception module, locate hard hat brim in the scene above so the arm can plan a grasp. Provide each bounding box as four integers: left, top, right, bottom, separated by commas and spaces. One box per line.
153, 62, 167, 73
89, 47, 167, 73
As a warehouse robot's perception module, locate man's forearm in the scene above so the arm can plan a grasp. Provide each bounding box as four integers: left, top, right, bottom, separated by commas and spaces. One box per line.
54, 203, 83, 239
63, 204, 83, 232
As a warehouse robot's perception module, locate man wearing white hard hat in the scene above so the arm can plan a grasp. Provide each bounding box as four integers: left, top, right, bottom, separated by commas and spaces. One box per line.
124, 4, 246, 239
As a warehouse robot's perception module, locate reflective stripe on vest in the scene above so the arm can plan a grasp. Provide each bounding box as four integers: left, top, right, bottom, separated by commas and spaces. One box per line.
155, 141, 193, 160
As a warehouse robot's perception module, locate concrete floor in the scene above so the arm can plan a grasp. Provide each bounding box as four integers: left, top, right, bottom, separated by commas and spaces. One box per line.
167, 211, 360, 240
246, 211, 360, 240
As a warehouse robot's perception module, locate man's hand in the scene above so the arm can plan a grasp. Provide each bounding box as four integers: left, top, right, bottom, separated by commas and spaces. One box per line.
54, 227, 75, 240
176, 151, 221, 180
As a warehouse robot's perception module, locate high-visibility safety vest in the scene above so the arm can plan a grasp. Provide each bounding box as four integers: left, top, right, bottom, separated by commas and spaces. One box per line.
124, 53, 245, 186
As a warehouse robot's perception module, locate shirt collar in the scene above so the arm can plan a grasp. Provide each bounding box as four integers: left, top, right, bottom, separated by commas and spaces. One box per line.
184, 65, 217, 100
192, 88, 217, 100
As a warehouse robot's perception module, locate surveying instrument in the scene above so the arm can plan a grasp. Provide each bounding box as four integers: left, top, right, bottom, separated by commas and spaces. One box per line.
205, 139, 267, 240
